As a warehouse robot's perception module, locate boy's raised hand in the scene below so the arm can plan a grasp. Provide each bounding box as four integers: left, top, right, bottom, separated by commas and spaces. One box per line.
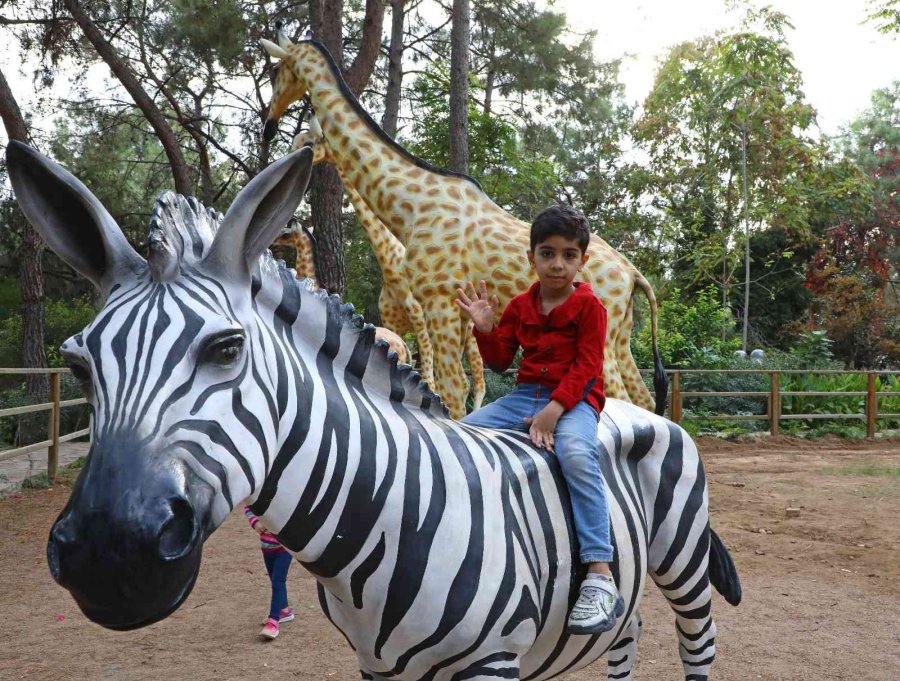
456, 280, 499, 333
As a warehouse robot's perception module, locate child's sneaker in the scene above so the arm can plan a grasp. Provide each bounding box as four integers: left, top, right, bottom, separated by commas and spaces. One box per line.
566, 575, 624, 635
259, 617, 279, 640
261, 607, 295, 625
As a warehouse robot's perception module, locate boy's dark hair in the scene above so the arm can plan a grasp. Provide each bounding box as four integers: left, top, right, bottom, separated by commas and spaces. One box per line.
530, 205, 591, 253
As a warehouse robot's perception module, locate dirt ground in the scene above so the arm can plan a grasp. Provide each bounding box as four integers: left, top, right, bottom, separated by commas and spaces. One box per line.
1, 435, 898, 681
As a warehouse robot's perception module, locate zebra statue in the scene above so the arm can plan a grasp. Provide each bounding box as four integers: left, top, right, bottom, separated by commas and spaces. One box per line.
7, 141, 740, 681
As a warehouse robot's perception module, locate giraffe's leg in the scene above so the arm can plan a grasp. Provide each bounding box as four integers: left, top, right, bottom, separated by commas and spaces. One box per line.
606, 610, 642, 681
426, 300, 468, 419
617, 292, 655, 411
400, 291, 435, 388
463, 322, 486, 411
381, 288, 436, 387
648, 532, 718, 680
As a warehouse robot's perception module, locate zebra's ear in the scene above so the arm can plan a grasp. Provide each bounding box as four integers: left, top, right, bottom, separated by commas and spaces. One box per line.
5, 141, 146, 297
206, 146, 313, 278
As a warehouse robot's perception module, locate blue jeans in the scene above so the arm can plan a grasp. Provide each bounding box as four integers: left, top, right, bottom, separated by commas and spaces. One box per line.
263, 550, 293, 619
461, 384, 613, 564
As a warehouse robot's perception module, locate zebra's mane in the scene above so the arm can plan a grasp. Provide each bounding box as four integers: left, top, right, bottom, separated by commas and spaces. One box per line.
149, 191, 448, 418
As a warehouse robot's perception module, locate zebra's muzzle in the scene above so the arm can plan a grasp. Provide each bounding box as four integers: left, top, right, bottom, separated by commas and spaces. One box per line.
46, 454, 213, 630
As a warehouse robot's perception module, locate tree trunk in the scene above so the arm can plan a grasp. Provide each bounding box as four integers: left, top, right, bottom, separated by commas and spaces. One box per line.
308, 164, 346, 293
344, 0, 386, 97
307, 0, 385, 295
483, 68, 495, 116
0, 67, 49, 440
449, 0, 470, 174
381, 0, 405, 137
61, 0, 193, 195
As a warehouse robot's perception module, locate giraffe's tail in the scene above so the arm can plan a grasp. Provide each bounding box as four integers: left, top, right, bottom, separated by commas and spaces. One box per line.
634, 272, 667, 416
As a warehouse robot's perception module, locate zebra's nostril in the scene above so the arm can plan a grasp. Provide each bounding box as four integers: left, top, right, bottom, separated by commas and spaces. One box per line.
158, 497, 196, 561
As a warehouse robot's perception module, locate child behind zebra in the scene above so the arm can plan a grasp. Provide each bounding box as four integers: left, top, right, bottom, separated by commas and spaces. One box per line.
245, 505, 295, 640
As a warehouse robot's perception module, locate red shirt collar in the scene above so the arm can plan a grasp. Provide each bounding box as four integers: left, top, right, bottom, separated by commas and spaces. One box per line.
520, 280, 593, 325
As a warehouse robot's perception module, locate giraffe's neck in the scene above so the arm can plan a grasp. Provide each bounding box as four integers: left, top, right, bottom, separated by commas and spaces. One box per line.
294, 43, 489, 246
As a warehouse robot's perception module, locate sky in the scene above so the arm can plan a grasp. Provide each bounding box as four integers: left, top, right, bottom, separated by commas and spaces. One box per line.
1, 0, 896, 145
559, 0, 898, 136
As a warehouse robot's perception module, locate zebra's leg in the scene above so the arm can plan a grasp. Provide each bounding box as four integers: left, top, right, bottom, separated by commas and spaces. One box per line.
648, 546, 718, 680
606, 610, 642, 681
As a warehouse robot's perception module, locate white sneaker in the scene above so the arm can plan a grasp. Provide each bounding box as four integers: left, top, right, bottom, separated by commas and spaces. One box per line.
567, 575, 624, 635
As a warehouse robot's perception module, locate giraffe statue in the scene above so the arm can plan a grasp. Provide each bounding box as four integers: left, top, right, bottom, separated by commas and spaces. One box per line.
271, 217, 414, 366
272, 221, 316, 277
289, 120, 486, 409
262, 32, 665, 418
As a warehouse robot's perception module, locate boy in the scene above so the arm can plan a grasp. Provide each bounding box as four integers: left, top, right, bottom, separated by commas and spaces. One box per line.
455, 205, 623, 635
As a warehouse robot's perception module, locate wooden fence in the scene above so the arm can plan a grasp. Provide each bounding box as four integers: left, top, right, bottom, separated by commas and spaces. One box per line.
0, 368, 88, 480
665, 369, 900, 437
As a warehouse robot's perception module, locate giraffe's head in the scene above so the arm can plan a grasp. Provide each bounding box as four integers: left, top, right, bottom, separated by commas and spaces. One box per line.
261, 27, 316, 142
5, 141, 314, 630
290, 114, 330, 163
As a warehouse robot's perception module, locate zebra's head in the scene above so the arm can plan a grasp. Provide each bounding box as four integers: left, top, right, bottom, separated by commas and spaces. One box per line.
6, 141, 314, 630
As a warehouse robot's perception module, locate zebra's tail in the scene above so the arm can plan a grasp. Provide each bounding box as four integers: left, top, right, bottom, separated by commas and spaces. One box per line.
634, 272, 667, 416
708, 527, 741, 606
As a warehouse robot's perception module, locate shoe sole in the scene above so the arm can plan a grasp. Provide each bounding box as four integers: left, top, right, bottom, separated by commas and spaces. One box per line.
566, 595, 625, 635
259, 630, 278, 640
260, 614, 295, 625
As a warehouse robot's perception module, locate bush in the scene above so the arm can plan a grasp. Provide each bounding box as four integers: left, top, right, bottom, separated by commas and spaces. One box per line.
0, 296, 97, 369
632, 286, 741, 369
0, 373, 90, 447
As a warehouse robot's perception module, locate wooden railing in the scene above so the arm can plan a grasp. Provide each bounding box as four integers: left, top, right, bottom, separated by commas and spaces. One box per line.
664, 369, 900, 438
0, 368, 89, 480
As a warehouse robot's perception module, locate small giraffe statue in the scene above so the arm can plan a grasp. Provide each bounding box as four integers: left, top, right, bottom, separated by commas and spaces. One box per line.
272, 221, 316, 278
262, 32, 665, 418
291, 120, 486, 408
270, 218, 413, 366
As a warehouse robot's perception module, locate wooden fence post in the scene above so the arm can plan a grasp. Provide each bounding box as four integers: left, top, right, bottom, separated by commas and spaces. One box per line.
48, 372, 60, 481
769, 371, 780, 436
866, 372, 877, 439
671, 371, 682, 424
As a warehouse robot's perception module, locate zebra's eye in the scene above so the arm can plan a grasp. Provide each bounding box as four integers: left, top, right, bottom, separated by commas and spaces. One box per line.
203, 333, 245, 367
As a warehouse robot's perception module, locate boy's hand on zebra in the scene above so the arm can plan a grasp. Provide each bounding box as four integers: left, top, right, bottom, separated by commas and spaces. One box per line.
524, 401, 565, 451
455, 280, 499, 334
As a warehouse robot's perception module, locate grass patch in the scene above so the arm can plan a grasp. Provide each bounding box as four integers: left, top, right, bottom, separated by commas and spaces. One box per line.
20, 456, 88, 489
21, 472, 53, 489
830, 464, 900, 477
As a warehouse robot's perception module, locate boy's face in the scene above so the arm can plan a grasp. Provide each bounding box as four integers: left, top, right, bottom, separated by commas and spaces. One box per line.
527, 235, 589, 293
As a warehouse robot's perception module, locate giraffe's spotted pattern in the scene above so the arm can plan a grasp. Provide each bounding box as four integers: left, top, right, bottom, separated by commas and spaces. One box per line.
265, 37, 660, 417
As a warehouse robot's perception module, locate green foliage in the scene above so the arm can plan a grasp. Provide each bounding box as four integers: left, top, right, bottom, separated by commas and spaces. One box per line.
0, 374, 90, 447
407, 65, 558, 219
830, 464, 900, 477
0, 278, 21, 322
632, 286, 741, 368
343, 212, 385, 324
21, 472, 53, 489
632, 7, 838, 303
0, 297, 97, 369
865, 0, 900, 34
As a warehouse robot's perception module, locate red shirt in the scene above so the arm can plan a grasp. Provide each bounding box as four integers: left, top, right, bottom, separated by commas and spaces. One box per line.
473, 281, 607, 413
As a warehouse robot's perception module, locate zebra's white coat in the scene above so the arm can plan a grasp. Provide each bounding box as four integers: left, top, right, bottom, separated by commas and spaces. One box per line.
6, 141, 739, 681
